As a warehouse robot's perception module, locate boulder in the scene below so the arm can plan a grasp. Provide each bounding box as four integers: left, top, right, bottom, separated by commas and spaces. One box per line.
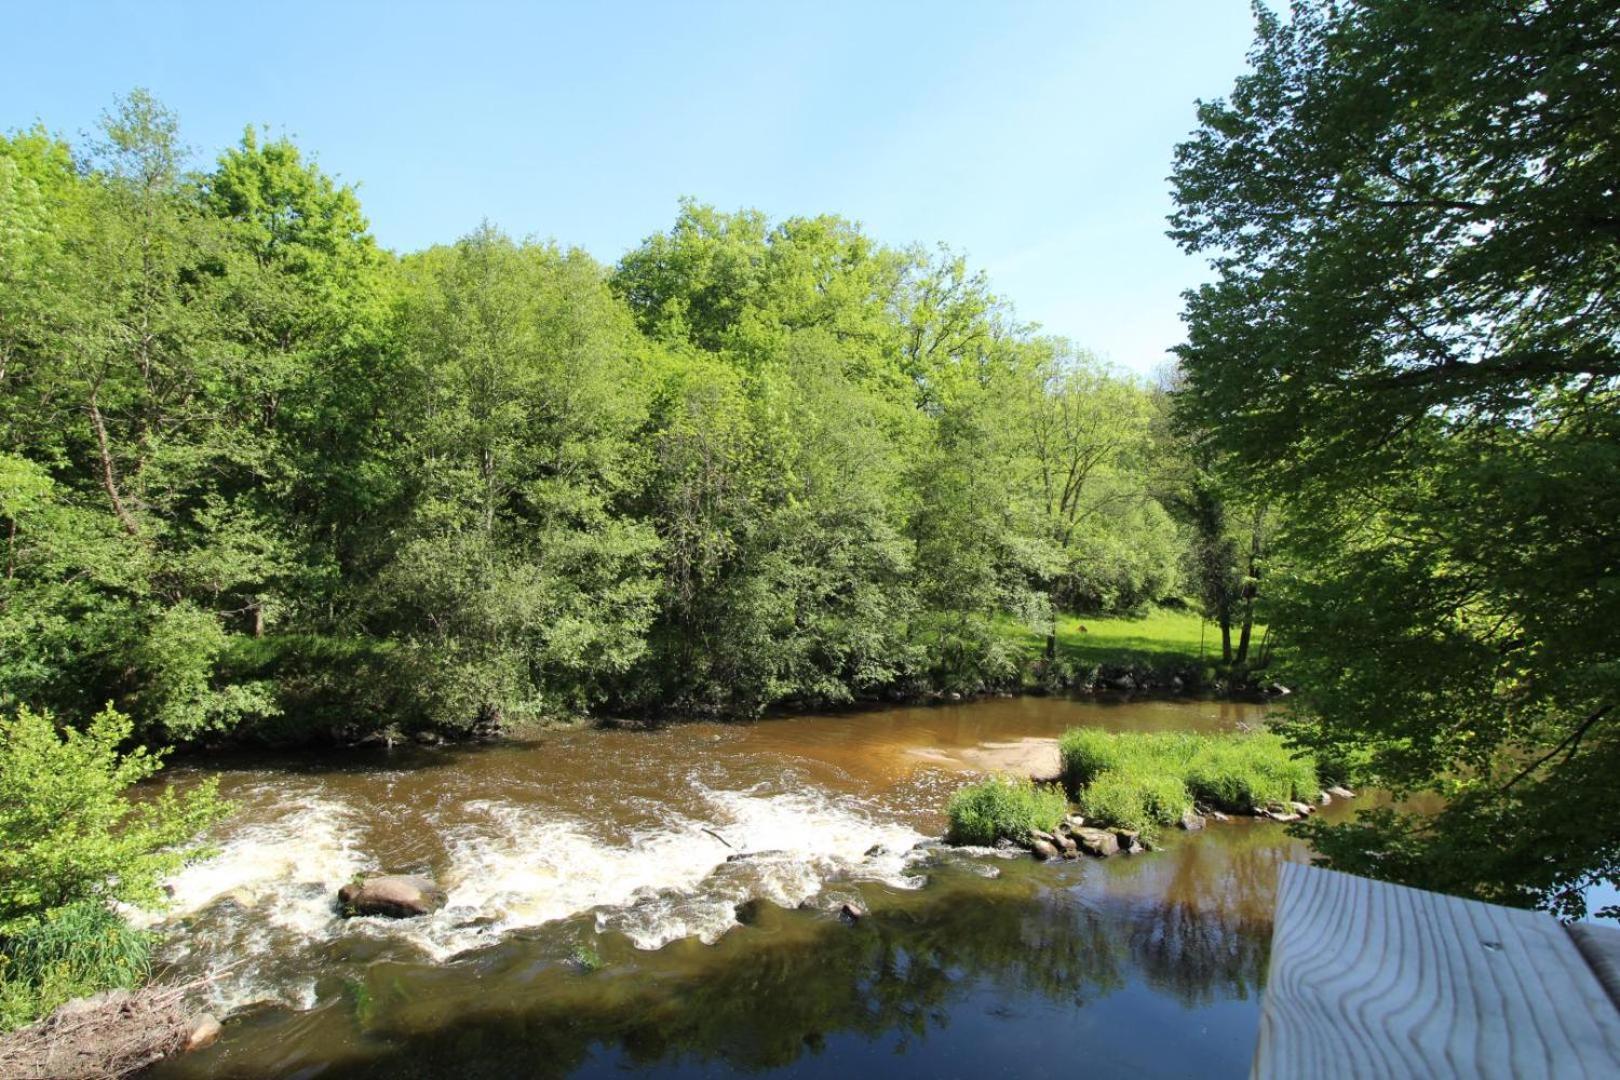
1289, 801, 1315, 817
1316, 791, 1333, 806
1178, 812, 1206, 832
839, 901, 867, 923
1054, 833, 1078, 856
1030, 839, 1061, 861
1063, 814, 1087, 830
1208, 810, 1230, 823
1029, 828, 1057, 845
185, 1013, 222, 1053
1071, 827, 1119, 857
1327, 785, 1357, 800
338, 874, 447, 919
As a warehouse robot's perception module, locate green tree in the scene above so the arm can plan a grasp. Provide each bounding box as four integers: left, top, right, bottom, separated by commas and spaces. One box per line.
372, 227, 659, 728
1171, 1, 1620, 915
0, 705, 224, 930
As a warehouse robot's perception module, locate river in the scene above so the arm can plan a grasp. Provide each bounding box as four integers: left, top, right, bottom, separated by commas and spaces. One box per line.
141, 695, 1336, 1079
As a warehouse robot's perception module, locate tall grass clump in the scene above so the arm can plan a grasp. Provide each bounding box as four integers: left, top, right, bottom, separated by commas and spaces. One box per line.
0, 902, 152, 1031
945, 777, 1068, 846
1058, 727, 1317, 832
1182, 732, 1317, 810
1079, 772, 1193, 839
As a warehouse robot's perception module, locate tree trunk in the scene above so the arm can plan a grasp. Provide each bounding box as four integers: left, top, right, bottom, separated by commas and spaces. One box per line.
88, 393, 140, 537
1235, 599, 1254, 668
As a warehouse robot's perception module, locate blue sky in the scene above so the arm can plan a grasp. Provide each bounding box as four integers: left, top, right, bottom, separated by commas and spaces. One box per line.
2, 1, 1258, 373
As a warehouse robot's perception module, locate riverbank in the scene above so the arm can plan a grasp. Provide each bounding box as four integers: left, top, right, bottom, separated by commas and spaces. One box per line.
216, 606, 1275, 754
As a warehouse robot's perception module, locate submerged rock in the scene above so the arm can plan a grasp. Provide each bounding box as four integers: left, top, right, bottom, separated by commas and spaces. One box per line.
338, 874, 447, 919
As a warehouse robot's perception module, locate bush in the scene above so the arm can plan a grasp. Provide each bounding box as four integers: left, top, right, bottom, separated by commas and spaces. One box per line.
0, 902, 151, 1031
945, 777, 1068, 846
1079, 772, 1192, 839
1059, 728, 1317, 829
0, 705, 227, 932
1183, 733, 1317, 810
1058, 728, 1124, 788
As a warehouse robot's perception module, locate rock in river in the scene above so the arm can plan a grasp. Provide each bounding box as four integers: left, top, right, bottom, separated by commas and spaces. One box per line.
1071, 827, 1119, 857
339, 874, 447, 918
1030, 838, 1061, 861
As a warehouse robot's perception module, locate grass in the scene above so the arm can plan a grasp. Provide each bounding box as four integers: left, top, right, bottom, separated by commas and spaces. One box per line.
0, 902, 152, 1031
1057, 728, 1317, 839
945, 776, 1069, 846
996, 605, 1237, 671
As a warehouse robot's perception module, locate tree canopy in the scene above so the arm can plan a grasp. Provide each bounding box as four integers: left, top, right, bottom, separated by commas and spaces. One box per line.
1171, 0, 1619, 917
0, 93, 1216, 745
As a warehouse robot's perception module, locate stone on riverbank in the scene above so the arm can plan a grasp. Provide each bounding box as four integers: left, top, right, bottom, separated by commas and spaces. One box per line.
339, 874, 447, 918
1326, 785, 1357, 800
1178, 811, 1205, 831
1030, 838, 1061, 861
1071, 827, 1120, 857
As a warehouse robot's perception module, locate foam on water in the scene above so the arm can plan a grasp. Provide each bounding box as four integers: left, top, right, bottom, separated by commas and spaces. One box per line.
143, 774, 932, 1007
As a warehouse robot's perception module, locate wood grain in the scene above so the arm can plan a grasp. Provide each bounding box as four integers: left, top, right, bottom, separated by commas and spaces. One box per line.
1253, 864, 1620, 1079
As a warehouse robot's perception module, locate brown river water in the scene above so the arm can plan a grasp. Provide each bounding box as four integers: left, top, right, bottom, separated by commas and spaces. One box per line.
139, 695, 1344, 1079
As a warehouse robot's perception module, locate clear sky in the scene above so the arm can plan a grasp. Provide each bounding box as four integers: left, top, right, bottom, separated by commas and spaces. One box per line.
2, 1, 1259, 373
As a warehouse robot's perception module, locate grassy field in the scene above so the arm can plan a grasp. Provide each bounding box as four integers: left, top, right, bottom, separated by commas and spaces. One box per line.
997, 606, 1239, 670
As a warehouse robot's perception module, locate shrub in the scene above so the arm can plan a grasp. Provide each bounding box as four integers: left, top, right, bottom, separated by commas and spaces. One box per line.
1058, 728, 1124, 788
1183, 733, 1317, 809
1079, 772, 1192, 840
0, 902, 151, 1031
946, 777, 1068, 846
1058, 727, 1318, 828
0, 705, 227, 932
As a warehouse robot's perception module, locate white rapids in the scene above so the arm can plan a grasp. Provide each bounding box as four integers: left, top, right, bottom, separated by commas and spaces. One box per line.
135, 774, 931, 1012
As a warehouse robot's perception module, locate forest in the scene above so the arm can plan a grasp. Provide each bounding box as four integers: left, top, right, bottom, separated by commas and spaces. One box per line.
0, 94, 1261, 747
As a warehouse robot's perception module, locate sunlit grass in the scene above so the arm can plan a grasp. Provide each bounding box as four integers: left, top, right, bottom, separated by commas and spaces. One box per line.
1057, 728, 1317, 839
945, 776, 1068, 846
996, 606, 1240, 669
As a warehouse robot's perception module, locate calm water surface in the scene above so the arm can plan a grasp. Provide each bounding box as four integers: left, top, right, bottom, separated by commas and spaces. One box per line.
143, 696, 1342, 1079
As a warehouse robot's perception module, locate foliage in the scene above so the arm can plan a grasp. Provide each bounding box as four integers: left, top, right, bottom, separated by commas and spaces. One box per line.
1, 92, 1210, 741
1170, 0, 1620, 916
1060, 728, 1316, 829
0, 902, 151, 1031
0, 706, 225, 931
945, 777, 1068, 846
1079, 772, 1192, 840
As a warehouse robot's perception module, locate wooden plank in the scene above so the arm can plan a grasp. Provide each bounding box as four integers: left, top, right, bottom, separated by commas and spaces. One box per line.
1569, 922, 1620, 1012
1253, 863, 1620, 1079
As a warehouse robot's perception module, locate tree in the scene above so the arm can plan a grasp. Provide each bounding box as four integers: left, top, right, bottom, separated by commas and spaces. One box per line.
1171, 1, 1620, 916
0, 705, 224, 930
372, 227, 659, 729
1017, 341, 1177, 654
